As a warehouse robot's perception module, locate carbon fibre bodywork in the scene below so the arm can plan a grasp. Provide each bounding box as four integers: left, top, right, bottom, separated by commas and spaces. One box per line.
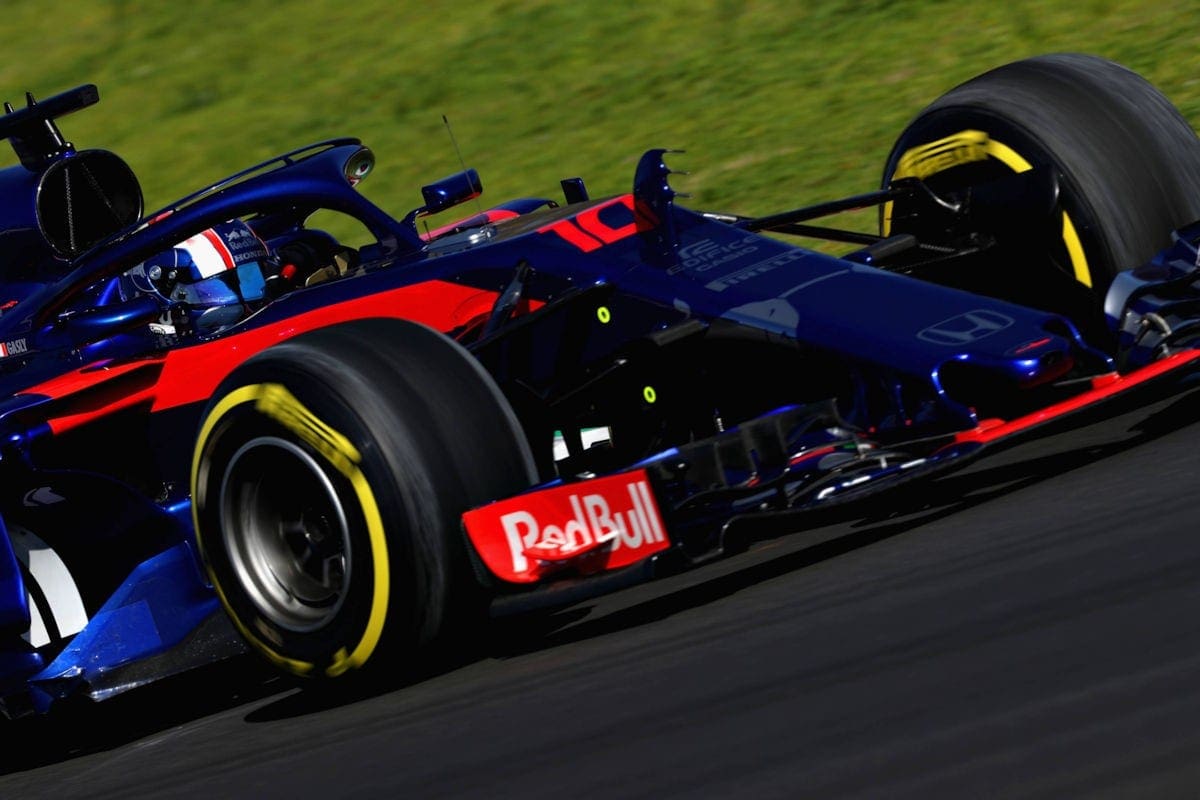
1, 83, 1199, 715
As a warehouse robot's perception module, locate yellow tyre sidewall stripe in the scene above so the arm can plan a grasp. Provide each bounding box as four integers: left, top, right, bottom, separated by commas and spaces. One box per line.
192, 382, 391, 678
884, 129, 1092, 289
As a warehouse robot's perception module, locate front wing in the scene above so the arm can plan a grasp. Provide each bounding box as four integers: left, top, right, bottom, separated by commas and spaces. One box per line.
463, 350, 1200, 590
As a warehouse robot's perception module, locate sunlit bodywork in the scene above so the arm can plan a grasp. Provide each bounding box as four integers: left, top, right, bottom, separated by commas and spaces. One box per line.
1, 84, 1198, 715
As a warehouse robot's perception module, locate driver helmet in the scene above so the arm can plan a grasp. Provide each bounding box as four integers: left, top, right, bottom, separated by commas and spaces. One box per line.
124, 220, 273, 334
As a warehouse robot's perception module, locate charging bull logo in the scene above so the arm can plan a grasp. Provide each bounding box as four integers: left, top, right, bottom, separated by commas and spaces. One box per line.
461, 470, 670, 583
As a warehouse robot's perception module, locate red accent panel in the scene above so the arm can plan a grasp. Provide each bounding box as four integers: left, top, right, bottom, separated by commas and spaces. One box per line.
1012, 337, 1053, 355
575, 195, 638, 244
23, 361, 165, 435
23, 359, 161, 401
953, 350, 1200, 445
20, 279, 547, 434
48, 386, 156, 435
422, 209, 519, 241
536, 195, 639, 253
152, 280, 500, 411
787, 445, 838, 468
537, 218, 604, 252
462, 469, 670, 584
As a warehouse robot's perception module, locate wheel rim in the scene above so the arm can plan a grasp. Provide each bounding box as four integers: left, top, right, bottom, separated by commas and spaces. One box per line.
219, 436, 352, 632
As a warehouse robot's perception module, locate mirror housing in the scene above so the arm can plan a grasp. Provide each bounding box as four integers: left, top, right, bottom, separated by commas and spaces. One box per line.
38, 150, 143, 258
405, 169, 482, 225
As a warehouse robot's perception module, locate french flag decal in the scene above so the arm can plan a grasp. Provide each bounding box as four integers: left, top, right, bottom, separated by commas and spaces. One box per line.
179, 230, 237, 278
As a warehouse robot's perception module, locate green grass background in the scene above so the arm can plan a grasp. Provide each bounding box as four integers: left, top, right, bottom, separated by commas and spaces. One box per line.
2, 1, 1197, 228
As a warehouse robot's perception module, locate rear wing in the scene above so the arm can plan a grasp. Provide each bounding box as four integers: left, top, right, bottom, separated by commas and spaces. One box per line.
0, 85, 141, 258
0, 84, 98, 170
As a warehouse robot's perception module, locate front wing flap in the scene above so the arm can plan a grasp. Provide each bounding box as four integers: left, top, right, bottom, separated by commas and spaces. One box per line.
464, 349, 1200, 590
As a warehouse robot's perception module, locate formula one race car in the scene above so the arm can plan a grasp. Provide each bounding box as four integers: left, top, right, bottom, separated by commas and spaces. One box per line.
3, 53, 1200, 716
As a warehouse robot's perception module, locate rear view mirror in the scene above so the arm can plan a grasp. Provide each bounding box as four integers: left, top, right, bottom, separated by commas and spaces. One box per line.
38, 150, 143, 257
404, 169, 482, 223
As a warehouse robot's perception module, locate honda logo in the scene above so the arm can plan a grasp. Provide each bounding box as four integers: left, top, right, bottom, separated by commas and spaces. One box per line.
917, 310, 1014, 345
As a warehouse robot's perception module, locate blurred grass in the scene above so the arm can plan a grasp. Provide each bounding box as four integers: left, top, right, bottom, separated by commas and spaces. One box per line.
1, 0, 1197, 228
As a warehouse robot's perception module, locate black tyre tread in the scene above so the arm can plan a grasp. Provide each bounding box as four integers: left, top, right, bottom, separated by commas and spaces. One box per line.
885, 53, 1200, 287
269, 320, 536, 641
196, 318, 535, 673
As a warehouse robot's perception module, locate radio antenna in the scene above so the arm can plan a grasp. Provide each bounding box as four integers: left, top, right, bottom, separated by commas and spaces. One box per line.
443, 114, 483, 215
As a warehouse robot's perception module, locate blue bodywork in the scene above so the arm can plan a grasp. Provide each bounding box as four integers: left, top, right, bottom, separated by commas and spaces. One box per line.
0, 85, 1197, 716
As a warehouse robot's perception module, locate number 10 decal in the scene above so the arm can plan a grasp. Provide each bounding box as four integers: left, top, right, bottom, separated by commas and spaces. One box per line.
538, 194, 646, 253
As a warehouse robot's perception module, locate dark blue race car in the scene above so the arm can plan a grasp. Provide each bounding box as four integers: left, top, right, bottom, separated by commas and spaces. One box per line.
3, 53, 1200, 716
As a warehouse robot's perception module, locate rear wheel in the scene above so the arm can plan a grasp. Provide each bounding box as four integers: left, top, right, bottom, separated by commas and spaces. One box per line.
192, 318, 535, 680
883, 53, 1200, 339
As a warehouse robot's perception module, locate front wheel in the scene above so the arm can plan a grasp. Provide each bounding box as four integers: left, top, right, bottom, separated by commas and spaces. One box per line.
883, 53, 1200, 338
192, 318, 535, 680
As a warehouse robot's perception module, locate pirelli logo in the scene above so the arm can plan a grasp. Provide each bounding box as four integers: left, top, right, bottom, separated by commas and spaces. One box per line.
895, 130, 991, 180
895, 129, 1033, 182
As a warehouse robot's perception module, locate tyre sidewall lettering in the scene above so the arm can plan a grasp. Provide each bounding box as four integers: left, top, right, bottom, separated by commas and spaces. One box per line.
884, 120, 1095, 290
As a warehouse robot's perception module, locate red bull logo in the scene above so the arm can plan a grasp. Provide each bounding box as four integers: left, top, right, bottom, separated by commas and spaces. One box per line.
462, 470, 670, 584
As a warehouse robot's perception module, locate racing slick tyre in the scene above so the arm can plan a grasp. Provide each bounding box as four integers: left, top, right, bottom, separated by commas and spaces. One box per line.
191, 318, 536, 681
882, 53, 1200, 337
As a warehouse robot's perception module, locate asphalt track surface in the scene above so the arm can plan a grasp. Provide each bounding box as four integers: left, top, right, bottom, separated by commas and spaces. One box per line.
7, 381, 1200, 798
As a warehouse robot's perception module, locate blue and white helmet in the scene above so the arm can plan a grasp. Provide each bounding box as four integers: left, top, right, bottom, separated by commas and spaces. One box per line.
126, 219, 272, 333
